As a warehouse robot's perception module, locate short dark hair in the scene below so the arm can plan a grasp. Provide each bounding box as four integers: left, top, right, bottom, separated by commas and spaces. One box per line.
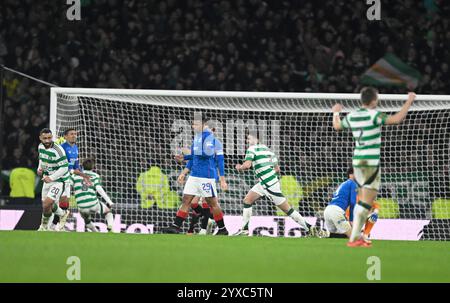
40, 128, 52, 135
347, 167, 354, 178
360, 87, 378, 105
64, 128, 76, 136
82, 158, 95, 170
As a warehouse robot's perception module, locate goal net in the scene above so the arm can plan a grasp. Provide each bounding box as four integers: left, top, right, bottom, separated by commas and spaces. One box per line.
50, 88, 450, 240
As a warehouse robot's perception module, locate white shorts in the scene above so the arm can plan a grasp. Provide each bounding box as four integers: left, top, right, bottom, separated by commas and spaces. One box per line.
42, 181, 71, 202
250, 182, 286, 206
79, 202, 109, 215
183, 176, 218, 198
324, 205, 351, 234
354, 166, 381, 191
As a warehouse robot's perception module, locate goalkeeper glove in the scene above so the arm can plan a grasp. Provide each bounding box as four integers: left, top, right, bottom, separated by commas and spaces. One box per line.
368, 212, 378, 223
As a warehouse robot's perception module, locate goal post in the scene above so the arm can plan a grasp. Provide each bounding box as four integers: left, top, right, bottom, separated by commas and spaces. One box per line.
49, 88, 450, 240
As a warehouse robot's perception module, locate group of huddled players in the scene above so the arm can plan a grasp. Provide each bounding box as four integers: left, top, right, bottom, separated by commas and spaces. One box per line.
37, 128, 114, 232
36, 87, 415, 247
164, 87, 416, 248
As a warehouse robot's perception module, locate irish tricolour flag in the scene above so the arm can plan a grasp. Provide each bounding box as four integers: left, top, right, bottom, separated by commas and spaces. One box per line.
361, 53, 421, 89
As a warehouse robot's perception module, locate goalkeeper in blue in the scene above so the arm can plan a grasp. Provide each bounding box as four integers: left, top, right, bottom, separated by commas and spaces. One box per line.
164, 118, 229, 235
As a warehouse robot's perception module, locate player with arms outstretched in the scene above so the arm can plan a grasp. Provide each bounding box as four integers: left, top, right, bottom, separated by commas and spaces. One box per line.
165, 118, 229, 235
37, 128, 71, 231
72, 158, 114, 232
234, 134, 311, 236
332, 87, 416, 247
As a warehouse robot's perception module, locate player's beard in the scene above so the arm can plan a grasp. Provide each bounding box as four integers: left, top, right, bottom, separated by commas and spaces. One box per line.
43, 142, 53, 148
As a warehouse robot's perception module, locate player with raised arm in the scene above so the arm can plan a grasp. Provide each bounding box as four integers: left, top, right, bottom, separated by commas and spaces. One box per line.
332, 87, 416, 247
233, 134, 312, 236
51, 128, 92, 231
72, 158, 114, 232
165, 118, 229, 235
37, 128, 71, 231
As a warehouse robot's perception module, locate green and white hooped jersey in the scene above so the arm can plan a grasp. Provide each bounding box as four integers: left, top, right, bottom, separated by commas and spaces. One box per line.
38, 143, 70, 182
245, 144, 279, 188
71, 170, 101, 209
341, 108, 388, 167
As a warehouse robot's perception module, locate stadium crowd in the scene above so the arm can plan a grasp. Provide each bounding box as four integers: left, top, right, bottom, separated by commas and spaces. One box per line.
1, 0, 450, 198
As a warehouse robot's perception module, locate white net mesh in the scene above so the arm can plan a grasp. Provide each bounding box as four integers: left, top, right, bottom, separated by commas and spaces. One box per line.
52, 90, 450, 240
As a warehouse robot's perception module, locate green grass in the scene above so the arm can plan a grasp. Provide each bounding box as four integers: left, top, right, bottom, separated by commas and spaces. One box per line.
0, 231, 449, 282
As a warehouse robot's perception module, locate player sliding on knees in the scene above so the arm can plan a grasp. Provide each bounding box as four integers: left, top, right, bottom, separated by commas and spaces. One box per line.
37, 128, 71, 231
165, 117, 229, 235
233, 134, 312, 236
332, 87, 416, 247
175, 125, 227, 235
72, 158, 114, 232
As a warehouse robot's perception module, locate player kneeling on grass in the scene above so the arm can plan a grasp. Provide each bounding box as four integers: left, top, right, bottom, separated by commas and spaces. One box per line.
234, 134, 312, 236
323, 168, 357, 238
37, 128, 71, 231
73, 158, 114, 232
322, 168, 381, 242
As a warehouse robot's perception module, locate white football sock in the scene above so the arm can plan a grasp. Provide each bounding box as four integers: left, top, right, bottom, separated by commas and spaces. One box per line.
242, 204, 252, 230
53, 205, 65, 216
350, 203, 370, 242
105, 213, 113, 230
288, 209, 309, 231
86, 222, 97, 232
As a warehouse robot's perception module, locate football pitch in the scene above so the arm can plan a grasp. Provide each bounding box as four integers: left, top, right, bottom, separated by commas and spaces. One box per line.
0, 231, 449, 283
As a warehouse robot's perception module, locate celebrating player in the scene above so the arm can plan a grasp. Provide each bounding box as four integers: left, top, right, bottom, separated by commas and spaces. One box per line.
72, 158, 114, 232
332, 87, 416, 247
165, 117, 229, 235
233, 134, 312, 236
51, 128, 92, 231
37, 128, 71, 231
